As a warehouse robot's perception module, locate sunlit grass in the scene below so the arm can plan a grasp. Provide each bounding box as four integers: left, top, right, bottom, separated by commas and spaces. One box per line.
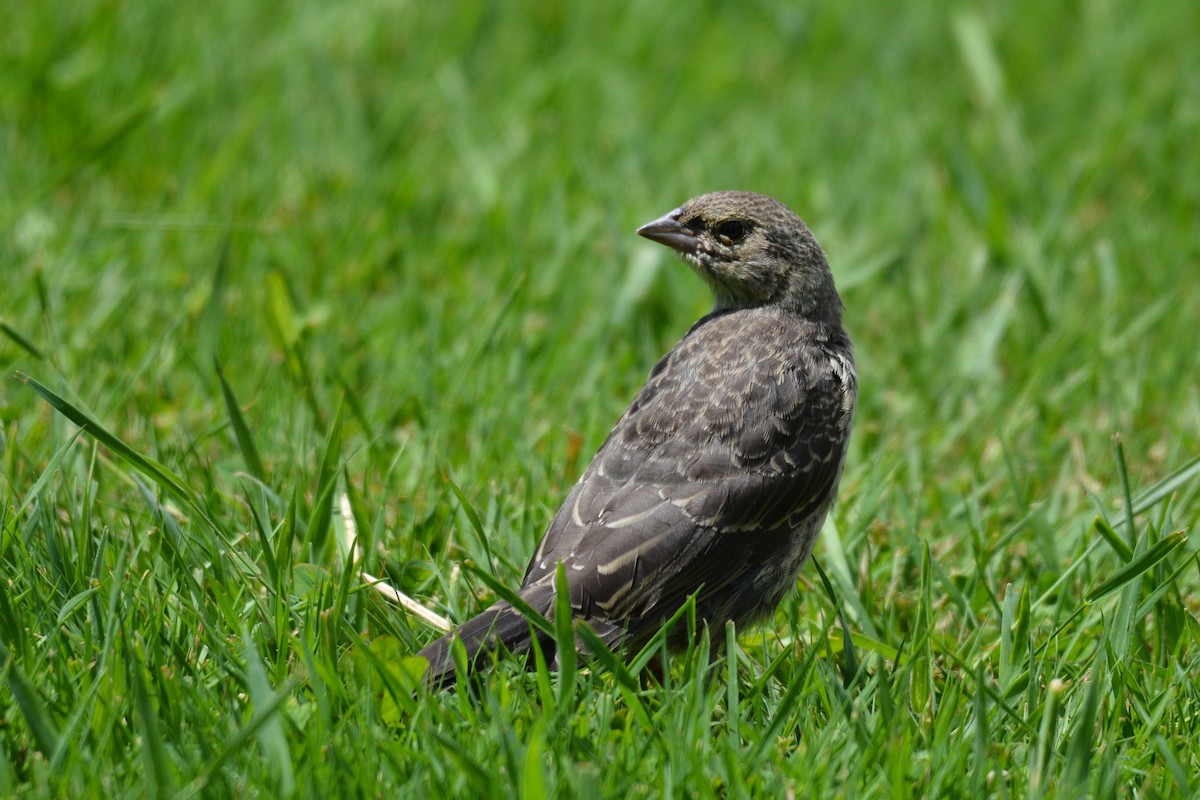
2, 1, 1199, 796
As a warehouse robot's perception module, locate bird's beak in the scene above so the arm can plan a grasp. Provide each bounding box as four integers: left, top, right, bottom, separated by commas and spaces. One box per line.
636, 209, 700, 255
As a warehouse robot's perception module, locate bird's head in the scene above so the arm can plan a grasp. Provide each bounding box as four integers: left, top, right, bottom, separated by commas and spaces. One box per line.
637, 191, 840, 319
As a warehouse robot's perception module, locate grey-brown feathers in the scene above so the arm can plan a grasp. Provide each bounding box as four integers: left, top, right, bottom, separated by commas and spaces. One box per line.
419, 191, 856, 688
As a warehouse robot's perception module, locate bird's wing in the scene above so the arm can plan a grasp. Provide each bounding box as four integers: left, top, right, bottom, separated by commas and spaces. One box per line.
523, 311, 856, 626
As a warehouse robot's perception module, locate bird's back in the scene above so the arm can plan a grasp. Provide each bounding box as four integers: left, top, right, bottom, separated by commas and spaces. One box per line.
523, 305, 856, 649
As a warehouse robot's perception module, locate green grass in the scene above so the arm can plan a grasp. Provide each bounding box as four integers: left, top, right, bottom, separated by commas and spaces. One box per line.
3, 0, 1200, 796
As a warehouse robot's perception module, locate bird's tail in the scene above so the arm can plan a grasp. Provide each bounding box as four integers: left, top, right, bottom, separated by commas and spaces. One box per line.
417, 584, 556, 690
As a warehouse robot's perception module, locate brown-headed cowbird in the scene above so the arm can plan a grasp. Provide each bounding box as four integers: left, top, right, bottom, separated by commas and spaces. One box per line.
419, 191, 856, 688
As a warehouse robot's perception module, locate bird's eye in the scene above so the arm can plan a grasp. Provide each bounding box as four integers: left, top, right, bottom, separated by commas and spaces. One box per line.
716, 219, 747, 243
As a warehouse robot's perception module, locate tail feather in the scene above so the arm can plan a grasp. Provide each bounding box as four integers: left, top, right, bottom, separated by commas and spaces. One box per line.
418, 584, 556, 689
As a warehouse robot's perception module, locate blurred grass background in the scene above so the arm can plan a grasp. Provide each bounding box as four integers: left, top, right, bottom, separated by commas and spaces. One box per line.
2, 0, 1199, 797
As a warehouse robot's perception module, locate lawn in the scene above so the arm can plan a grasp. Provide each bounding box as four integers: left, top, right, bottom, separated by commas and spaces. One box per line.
2, 1, 1199, 797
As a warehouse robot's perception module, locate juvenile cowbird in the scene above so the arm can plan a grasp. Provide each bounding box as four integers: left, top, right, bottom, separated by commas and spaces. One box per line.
419, 191, 856, 688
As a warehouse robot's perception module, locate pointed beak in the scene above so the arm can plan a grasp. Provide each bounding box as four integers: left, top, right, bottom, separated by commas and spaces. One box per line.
636, 208, 700, 255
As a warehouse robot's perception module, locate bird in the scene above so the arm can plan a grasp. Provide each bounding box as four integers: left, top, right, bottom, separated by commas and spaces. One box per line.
418, 191, 857, 689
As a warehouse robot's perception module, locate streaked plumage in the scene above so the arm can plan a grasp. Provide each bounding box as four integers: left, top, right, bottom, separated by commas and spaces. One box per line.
419, 191, 856, 688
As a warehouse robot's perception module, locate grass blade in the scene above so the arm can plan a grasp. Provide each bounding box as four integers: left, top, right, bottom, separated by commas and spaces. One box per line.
460, 562, 554, 639
126, 632, 174, 799
553, 563, 577, 703
244, 631, 295, 796
214, 357, 266, 481
307, 400, 344, 557
445, 475, 493, 565
1086, 530, 1188, 603
16, 432, 78, 517
1118, 451, 1200, 531
1065, 665, 1101, 791
0, 640, 61, 757
814, 557, 859, 687
0, 320, 44, 360
17, 373, 218, 530
1092, 515, 1134, 562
